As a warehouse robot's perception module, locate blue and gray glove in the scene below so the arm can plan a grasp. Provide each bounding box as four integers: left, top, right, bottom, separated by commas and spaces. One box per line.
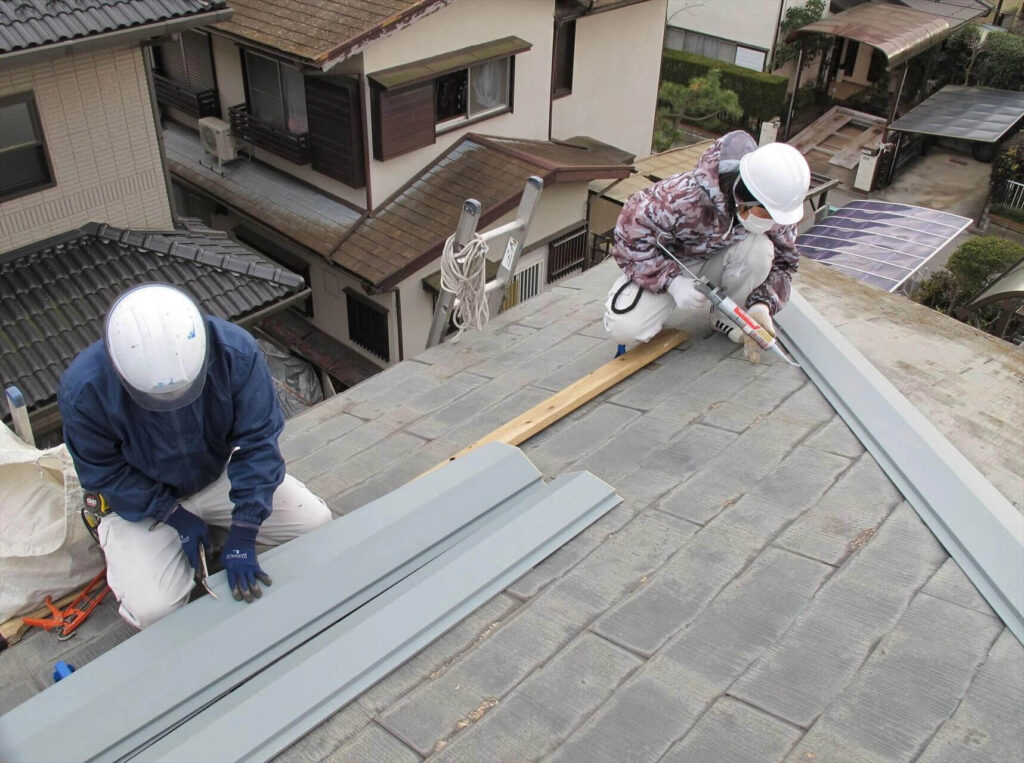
163, 505, 211, 573
221, 522, 273, 602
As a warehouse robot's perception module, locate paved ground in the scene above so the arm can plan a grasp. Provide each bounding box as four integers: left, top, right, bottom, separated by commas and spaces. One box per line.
3, 259, 1021, 762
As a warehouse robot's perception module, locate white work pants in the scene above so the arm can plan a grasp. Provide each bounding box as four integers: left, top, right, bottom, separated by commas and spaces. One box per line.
99, 471, 332, 629
603, 233, 774, 345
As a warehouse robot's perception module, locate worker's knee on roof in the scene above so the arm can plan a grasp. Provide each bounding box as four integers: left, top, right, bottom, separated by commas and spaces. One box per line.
119, 587, 190, 630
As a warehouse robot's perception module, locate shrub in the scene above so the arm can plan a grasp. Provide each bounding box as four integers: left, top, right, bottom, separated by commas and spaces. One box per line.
973, 31, 1024, 90
915, 236, 1024, 315
661, 49, 788, 122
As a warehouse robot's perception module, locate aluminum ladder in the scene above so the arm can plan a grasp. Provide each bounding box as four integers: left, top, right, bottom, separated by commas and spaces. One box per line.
425, 176, 544, 348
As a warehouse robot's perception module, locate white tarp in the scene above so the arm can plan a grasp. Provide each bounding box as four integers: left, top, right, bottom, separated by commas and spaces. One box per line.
0, 423, 104, 623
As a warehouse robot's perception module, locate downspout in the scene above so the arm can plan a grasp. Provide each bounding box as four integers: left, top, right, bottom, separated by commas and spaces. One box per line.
142, 44, 178, 225
782, 45, 805, 141
768, 0, 786, 72
394, 287, 405, 361
359, 74, 374, 213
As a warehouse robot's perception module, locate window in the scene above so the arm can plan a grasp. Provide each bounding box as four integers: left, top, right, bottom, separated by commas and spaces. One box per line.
552, 20, 575, 97
666, 28, 738, 66
0, 93, 54, 202
345, 289, 390, 361
155, 30, 215, 91
369, 36, 530, 161
244, 51, 308, 134
435, 57, 511, 130
501, 260, 543, 311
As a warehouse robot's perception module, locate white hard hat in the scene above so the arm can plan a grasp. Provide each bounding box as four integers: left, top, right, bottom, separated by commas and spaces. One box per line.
104, 284, 209, 411
738, 142, 811, 226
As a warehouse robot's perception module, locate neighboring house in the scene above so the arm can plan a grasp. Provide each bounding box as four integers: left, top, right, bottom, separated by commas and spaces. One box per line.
154, 0, 666, 366
665, 0, 800, 72
0, 0, 308, 440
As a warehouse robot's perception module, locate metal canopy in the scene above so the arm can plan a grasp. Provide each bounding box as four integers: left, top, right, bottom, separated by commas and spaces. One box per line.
889, 85, 1024, 143
787, 3, 952, 67
776, 292, 1024, 644
796, 200, 971, 292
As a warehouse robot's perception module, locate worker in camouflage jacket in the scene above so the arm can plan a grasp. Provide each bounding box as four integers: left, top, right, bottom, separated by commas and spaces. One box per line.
59, 284, 331, 628
604, 130, 810, 362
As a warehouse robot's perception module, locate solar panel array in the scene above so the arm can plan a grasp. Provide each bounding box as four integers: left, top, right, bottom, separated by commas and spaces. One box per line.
796, 200, 972, 292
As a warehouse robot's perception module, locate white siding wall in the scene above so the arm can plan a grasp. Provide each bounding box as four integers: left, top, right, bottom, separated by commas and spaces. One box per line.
551, 0, 667, 158
360, 0, 553, 207
0, 46, 172, 251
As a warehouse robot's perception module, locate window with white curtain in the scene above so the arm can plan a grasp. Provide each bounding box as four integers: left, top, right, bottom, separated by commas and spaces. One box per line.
436, 55, 511, 129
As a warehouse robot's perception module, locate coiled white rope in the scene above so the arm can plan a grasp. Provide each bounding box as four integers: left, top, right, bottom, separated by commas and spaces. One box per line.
440, 232, 489, 341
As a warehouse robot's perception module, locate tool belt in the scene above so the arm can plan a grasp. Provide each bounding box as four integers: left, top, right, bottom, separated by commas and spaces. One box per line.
80, 492, 113, 541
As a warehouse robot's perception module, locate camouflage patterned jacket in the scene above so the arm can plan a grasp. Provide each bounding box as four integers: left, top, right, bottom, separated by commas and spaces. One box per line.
612, 130, 799, 315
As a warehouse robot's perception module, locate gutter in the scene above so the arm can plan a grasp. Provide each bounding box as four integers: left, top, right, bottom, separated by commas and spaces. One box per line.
0, 9, 234, 70
236, 288, 314, 328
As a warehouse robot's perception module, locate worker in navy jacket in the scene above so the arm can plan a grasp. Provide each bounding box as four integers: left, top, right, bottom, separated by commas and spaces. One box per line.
59, 284, 331, 628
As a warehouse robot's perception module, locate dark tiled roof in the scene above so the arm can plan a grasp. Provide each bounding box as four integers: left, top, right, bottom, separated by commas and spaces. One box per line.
214, 0, 450, 65
0, 222, 304, 411
331, 134, 633, 290
0, 0, 228, 54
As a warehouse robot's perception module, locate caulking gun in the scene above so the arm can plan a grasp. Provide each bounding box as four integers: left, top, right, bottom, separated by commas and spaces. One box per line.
654, 234, 798, 366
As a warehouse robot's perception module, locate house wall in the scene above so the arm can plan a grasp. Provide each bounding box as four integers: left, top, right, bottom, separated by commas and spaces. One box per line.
666, 0, 788, 60
396, 180, 589, 357
551, 0, 666, 158
0, 45, 172, 252
360, 0, 553, 206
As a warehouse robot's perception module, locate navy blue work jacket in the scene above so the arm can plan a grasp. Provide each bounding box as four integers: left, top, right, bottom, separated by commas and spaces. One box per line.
58, 317, 285, 525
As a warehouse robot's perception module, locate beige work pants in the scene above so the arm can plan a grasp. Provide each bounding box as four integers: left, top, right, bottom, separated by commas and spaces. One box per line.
99, 471, 331, 629
603, 232, 774, 345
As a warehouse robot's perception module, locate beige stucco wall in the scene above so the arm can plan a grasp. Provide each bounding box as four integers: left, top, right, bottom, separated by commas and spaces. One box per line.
397, 180, 588, 356
551, 0, 666, 158
360, 0, 553, 207
0, 46, 172, 252
666, 0, 788, 53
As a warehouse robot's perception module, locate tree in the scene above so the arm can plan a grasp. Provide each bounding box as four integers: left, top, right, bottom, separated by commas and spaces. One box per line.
915, 236, 1024, 317
653, 71, 742, 151
973, 31, 1024, 90
772, 0, 828, 70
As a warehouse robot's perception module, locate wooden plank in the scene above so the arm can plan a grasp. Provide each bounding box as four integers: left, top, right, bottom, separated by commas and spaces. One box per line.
423, 328, 689, 475
830, 123, 886, 169
790, 107, 854, 155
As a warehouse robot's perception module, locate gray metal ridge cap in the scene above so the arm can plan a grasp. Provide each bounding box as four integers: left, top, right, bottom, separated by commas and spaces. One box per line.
135, 470, 622, 762
776, 288, 1024, 642
0, 442, 542, 762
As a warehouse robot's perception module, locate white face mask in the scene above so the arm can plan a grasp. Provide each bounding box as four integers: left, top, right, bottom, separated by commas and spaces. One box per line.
737, 212, 775, 234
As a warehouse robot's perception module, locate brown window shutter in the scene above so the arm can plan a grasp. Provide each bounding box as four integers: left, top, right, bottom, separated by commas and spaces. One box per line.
305, 75, 366, 188
371, 81, 434, 161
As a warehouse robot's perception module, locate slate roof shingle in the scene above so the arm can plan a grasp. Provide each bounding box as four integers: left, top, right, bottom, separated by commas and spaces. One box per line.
0, 0, 228, 53
330, 134, 633, 290
0, 222, 304, 411
213, 0, 451, 65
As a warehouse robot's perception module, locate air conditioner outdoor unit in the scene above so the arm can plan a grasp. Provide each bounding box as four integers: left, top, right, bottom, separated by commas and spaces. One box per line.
198, 116, 239, 164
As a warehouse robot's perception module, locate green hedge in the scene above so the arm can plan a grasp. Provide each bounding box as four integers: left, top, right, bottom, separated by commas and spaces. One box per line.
661, 49, 788, 122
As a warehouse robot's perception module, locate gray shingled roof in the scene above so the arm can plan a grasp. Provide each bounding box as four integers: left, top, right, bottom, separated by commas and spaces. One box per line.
2, 259, 1021, 761
0, 0, 228, 53
0, 222, 303, 411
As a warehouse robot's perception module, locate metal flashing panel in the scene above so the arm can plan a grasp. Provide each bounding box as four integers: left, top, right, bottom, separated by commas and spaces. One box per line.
137, 471, 620, 761
889, 85, 1024, 144
796, 200, 971, 292
776, 291, 1024, 643
0, 443, 549, 762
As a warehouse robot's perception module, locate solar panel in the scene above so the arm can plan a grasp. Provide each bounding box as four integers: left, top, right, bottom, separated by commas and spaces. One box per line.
796, 200, 972, 292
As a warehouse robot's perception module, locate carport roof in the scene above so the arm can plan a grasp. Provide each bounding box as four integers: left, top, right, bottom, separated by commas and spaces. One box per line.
788, 3, 952, 67
889, 86, 1024, 143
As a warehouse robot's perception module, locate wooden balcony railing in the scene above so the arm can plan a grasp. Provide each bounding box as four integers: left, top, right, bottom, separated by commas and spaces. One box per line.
152, 72, 220, 119
228, 104, 311, 165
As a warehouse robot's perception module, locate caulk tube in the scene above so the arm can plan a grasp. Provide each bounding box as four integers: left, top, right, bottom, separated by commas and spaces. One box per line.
717, 292, 776, 352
